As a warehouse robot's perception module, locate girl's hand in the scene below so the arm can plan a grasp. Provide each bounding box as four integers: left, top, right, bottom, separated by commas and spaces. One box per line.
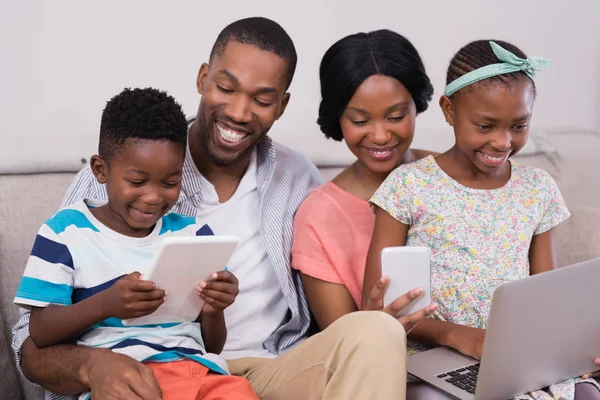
363, 276, 438, 333
447, 325, 486, 360
581, 357, 600, 379
196, 271, 239, 315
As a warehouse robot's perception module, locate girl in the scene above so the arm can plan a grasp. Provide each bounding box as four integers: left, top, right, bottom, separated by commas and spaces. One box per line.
364, 39, 600, 399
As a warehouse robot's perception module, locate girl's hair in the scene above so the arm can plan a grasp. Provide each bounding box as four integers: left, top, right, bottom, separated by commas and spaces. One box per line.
446, 40, 535, 95
317, 29, 433, 141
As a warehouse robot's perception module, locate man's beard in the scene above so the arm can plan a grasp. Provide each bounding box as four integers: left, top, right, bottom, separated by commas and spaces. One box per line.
198, 105, 265, 168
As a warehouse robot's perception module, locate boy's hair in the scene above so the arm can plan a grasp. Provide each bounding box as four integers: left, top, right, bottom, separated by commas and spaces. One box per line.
209, 17, 297, 89
446, 40, 535, 95
317, 29, 433, 141
99, 88, 188, 162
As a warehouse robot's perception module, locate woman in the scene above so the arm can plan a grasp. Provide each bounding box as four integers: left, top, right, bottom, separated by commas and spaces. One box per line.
291, 29, 445, 398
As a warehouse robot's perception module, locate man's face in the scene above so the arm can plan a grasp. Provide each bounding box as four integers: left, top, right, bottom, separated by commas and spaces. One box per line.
194, 41, 291, 167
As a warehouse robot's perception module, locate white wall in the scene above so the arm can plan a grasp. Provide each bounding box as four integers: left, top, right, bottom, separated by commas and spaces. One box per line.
1, 0, 599, 170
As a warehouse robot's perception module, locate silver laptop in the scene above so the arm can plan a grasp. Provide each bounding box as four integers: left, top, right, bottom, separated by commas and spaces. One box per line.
408, 257, 600, 400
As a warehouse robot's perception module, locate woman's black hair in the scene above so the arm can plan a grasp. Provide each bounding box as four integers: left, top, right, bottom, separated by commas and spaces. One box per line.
317, 29, 433, 141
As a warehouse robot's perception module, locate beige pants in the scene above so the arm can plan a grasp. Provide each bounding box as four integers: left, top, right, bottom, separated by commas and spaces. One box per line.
227, 311, 408, 400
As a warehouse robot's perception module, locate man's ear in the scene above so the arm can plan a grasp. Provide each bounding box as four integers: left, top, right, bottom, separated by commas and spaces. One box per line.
439, 95, 455, 127
275, 92, 291, 121
90, 155, 108, 184
197, 63, 209, 95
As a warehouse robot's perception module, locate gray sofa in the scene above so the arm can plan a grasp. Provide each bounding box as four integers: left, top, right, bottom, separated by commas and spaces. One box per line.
1, 130, 599, 399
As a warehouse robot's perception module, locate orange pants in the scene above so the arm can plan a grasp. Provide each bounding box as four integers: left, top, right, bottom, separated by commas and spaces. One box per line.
146, 359, 259, 400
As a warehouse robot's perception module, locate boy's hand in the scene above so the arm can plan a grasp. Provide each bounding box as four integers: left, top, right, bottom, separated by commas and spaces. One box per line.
101, 272, 166, 320
196, 271, 239, 315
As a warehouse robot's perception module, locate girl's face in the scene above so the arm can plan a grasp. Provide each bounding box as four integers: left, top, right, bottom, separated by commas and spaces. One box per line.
441, 79, 535, 175
340, 74, 417, 175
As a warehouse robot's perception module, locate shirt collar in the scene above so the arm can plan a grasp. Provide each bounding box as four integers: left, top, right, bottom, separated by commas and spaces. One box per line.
180, 118, 276, 206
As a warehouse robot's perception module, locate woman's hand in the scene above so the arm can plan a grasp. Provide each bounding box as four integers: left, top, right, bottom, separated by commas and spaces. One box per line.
363, 276, 437, 333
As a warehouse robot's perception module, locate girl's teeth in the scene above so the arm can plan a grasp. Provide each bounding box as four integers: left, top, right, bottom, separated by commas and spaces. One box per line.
217, 123, 246, 143
482, 153, 505, 162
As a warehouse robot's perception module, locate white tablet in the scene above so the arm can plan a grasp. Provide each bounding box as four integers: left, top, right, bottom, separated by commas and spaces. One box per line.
123, 235, 239, 326
381, 246, 431, 317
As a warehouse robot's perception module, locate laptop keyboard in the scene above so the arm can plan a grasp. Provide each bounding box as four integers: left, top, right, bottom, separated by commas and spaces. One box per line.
436, 363, 480, 394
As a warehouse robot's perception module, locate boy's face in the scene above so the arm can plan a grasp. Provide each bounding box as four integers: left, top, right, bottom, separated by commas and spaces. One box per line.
91, 139, 184, 237
194, 41, 291, 168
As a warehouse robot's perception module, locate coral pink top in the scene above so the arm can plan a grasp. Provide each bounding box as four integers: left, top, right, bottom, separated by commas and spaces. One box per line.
291, 182, 375, 307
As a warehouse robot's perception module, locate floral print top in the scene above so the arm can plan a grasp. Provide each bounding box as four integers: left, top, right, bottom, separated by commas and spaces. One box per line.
370, 156, 596, 399
370, 155, 570, 329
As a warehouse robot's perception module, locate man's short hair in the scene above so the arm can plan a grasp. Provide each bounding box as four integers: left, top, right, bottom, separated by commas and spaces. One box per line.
209, 17, 297, 89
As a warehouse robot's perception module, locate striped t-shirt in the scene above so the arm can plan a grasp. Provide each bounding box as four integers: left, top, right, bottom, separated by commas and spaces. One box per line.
14, 199, 228, 399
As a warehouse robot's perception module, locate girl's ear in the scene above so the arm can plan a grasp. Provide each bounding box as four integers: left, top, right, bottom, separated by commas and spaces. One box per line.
90, 155, 108, 184
439, 95, 455, 127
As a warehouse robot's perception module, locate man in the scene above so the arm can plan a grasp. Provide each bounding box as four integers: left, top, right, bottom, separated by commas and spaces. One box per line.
13, 17, 420, 400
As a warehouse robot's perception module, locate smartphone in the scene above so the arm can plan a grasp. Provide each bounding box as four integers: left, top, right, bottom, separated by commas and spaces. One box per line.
381, 246, 431, 317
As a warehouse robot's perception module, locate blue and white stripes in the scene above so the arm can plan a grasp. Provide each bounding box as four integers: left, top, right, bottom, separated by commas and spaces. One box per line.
13, 200, 229, 400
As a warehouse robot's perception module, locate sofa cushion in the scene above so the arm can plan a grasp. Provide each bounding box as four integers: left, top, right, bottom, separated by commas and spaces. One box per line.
0, 173, 75, 400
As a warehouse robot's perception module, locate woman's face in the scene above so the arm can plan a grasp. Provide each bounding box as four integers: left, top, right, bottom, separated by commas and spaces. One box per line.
340, 74, 417, 174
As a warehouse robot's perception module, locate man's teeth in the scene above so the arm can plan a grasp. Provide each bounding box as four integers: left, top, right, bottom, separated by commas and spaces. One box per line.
217, 123, 246, 143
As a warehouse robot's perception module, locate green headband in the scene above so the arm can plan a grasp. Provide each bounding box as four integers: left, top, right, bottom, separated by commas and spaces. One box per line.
444, 41, 550, 97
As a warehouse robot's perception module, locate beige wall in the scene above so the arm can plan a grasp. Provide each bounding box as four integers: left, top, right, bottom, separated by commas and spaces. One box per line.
1, 0, 599, 171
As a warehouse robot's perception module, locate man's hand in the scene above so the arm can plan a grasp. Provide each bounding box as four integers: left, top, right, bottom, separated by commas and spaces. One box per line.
582, 357, 600, 379
100, 272, 165, 320
196, 271, 239, 315
82, 349, 162, 400
363, 276, 438, 333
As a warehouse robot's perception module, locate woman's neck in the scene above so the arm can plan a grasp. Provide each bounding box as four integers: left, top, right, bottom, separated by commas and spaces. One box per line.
333, 149, 416, 202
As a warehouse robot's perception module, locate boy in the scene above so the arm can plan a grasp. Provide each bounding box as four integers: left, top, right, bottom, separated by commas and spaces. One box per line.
14, 87, 258, 400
